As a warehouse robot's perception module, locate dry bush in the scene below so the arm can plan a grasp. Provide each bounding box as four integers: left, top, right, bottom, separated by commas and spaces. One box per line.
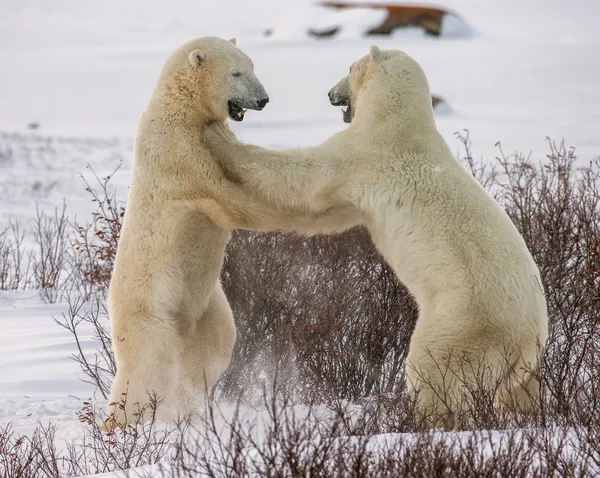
488, 137, 600, 428
64, 394, 179, 476
32, 202, 71, 303
0, 396, 181, 478
0, 221, 33, 290
0, 423, 62, 478
71, 163, 125, 298
28, 164, 124, 400
0, 201, 73, 300
5, 200, 88, 303
164, 387, 600, 478
219, 227, 417, 404
0, 162, 124, 302
53, 294, 115, 399
1, 390, 599, 477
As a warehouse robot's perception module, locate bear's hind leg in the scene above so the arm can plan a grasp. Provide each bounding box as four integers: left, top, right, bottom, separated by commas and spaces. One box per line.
176, 284, 237, 421
405, 345, 463, 429
495, 341, 542, 414
405, 335, 505, 428
106, 321, 183, 428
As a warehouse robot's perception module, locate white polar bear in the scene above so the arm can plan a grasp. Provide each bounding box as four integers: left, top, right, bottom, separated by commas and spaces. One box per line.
106, 36, 360, 428
203, 46, 549, 427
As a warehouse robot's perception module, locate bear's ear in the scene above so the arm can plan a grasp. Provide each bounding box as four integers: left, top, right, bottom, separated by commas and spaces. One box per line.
229, 37, 237, 45
370, 45, 386, 62
189, 49, 206, 66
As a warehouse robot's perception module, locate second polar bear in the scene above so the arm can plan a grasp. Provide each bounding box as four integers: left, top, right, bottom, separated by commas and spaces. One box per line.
204, 46, 549, 426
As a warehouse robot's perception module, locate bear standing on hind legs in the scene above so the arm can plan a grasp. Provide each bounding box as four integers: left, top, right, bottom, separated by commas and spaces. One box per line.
106, 36, 361, 428
204, 46, 549, 428
106, 36, 262, 427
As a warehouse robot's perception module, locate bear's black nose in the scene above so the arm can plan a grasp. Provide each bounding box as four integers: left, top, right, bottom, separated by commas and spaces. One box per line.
328, 91, 334, 102
257, 97, 269, 110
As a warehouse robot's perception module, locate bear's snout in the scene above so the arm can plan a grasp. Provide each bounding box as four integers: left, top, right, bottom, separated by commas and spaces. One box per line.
256, 97, 269, 110
328, 89, 348, 107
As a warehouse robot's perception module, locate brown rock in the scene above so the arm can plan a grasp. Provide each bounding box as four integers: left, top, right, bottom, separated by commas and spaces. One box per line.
321, 2, 450, 36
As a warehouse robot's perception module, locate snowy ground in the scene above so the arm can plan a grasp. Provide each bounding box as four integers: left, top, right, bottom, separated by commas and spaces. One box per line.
1, 0, 599, 476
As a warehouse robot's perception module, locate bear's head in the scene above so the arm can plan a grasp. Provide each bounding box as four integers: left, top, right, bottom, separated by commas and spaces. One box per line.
328, 46, 432, 126
154, 36, 269, 123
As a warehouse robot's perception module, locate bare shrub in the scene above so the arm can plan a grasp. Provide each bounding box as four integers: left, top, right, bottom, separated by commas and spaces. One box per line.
0, 396, 181, 477
2, 391, 599, 477
491, 140, 600, 427
0, 220, 33, 290
0, 423, 62, 478
170, 392, 366, 477
453, 129, 498, 190
0, 162, 124, 299
219, 227, 417, 404
64, 394, 179, 475
40, 165, 124, 401
164, 387, 600, 478
54, 294, 115, 399
32, 202, 71, 303
71, 163, 125, 298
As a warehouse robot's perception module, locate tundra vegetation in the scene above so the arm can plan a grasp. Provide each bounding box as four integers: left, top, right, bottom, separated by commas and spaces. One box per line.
1, 134, 599, 476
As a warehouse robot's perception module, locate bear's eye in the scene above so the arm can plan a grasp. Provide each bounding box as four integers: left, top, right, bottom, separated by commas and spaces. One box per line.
232, 72, 242, 78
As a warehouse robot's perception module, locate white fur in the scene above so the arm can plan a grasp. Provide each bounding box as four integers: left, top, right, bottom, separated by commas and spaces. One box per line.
204, 48, 549, 426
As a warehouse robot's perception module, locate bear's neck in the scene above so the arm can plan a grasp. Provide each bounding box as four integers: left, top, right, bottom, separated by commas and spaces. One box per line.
351, 82, 437, 136
351, 104, 436, 139
147, 81, 212, 127
148, 97, 206, 127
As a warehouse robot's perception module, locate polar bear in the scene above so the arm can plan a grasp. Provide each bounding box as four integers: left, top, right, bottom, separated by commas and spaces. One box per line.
203, 46, 549, 427
106, 36, 360, 428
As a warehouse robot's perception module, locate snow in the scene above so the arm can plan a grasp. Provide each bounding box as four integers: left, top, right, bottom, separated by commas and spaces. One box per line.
0, 132, 131, 231
439, 12, 473, 38
0, 291, 97, 399
1, 0, 599, 159
1, 0, 599, 475
0, 291, 100, 451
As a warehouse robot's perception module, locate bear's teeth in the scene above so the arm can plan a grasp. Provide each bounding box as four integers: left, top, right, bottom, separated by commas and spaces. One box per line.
237, 109, 247, 117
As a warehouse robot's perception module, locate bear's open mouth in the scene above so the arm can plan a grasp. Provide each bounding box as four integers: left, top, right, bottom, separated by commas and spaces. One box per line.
228, 100, 247, 122
341, 103, 352, 123
330, 96, 352, 123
